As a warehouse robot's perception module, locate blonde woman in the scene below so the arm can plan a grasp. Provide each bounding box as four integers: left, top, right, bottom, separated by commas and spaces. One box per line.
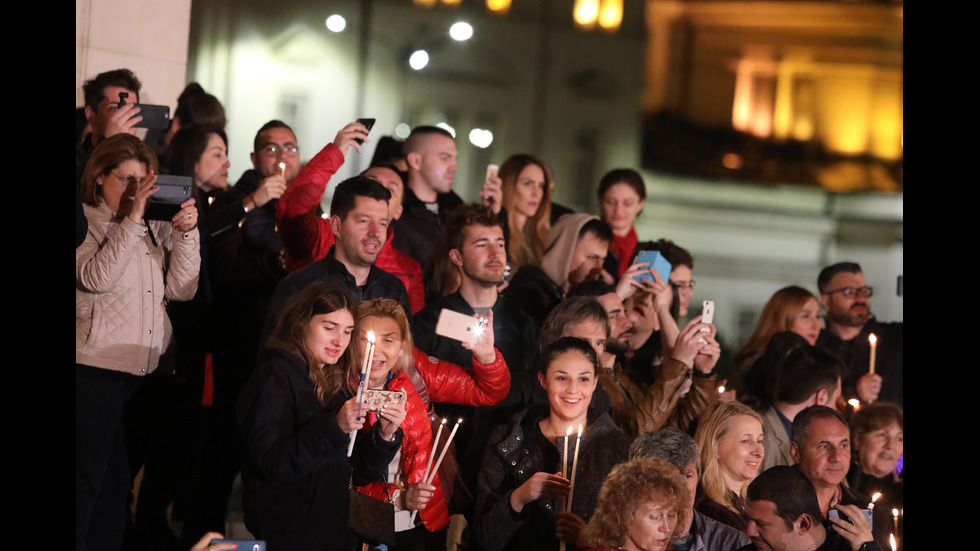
693, 401, 765, 532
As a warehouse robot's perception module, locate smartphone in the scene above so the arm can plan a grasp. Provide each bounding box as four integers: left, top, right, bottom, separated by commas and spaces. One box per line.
144, 174, 193, 221
633, 250, 672, 285
116, 91, 171, 129
435, 308, 485, 345
362, 389, 407, 411
828, 508, 873, 530
486, 164, 499, 181
698, 300, 715, 341
701, 300, 715, 324
355, 118, 376, 145
210, 540, 266, 551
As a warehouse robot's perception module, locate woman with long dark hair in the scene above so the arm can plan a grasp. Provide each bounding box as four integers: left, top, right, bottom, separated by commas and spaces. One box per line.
237, 280, 404, 550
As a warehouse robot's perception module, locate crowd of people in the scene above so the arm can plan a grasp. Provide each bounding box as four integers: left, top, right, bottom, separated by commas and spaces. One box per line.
76, 68, 903, 551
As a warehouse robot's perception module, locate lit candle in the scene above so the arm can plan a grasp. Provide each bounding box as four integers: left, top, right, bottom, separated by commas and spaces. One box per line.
848, 398, 861, 411
892, 508, 899, 536
347, 331, 376, 457
868, 334, 878, 375
566, 424, 583, 512
421, 419, 447, 492
869, 492, 881, 510
279, 161, 286, 179
889, 533, 896, 551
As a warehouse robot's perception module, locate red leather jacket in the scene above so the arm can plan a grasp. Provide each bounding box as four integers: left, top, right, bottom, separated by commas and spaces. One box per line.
357, 347, 510, 532
275, 143, 426, 314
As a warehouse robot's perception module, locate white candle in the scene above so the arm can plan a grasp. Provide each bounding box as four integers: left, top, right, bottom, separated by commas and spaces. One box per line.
562, 426, 572, 477
279, 161, 286, 178
868, 333, 877, 375
566, 424, 583, 512
426, 418, 462, 485
421, 419, 447, 490
347, 331, 376, 457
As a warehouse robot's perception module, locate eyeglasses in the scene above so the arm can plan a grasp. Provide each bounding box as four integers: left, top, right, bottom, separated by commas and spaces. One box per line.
109, 171, 148, 187
257, 143, 299, 157
825, 286, 874, 298
670, 280, 696, 290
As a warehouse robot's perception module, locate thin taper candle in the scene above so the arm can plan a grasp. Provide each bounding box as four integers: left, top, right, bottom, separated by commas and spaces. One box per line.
347, 331, 376, 456
566, 424, 583, 512
868, 333, 878, 375
426, 418, 462, 485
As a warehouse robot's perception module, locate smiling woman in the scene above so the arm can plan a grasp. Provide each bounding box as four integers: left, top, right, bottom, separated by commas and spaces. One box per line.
694, 401, 765, 532
237, 281, 403, 551
350, 298, 510, 551
471, 337, 632, 551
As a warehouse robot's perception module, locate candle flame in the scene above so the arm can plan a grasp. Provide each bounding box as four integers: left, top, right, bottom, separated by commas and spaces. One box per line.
566, 426, 573, 436
456, 418, 463, 424
871, 492, 881, 503
367, 330, 376, 344
440, 418, 447, 425
278, 162, 285, 169
892, 508, 898, 517
869, 333, 877, 344
848, 398, 861, 408
577, 424, 583, 437
718, 385, 726, 393
889, 534, 896, 551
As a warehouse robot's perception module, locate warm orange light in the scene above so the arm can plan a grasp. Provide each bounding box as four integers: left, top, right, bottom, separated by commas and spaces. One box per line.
413, 0, 437, 6
442, 0, 462, 5
598, 0, 623, 32
487, 0, 511, 14
574, 0, 600, 30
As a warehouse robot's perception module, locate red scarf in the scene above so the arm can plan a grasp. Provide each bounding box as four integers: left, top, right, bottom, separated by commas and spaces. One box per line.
611, 227, 638, 278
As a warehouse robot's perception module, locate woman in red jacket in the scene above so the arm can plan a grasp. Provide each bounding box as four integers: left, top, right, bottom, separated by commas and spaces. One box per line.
353, 298, 510, 551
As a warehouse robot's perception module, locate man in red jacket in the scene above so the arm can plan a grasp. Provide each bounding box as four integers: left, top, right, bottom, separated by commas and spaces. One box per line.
276, 120, 426, 313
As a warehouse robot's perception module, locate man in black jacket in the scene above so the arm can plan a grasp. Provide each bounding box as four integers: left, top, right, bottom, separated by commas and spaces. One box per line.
264, 176, 411, 337
391, 125, 463, 276
412, 204, 538, 515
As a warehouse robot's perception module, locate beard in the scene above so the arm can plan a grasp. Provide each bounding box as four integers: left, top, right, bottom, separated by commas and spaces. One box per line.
463, 263, 505, 288
829, 303, 871, 327
605, 335, 631, 355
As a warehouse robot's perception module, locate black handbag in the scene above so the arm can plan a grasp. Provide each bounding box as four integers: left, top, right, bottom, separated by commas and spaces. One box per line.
347, 475, 396, 547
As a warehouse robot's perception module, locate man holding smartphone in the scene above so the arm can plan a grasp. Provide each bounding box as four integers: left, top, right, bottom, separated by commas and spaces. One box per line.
77, 68, 143, 182
412, 204, 538, 516
790, 406, 888, 550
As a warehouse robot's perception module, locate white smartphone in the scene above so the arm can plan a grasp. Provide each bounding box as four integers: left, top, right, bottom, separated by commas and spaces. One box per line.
486, 164, 499, 181
701, 300, 715, 325
698, 300, 715, 343
435, 309, 485, 345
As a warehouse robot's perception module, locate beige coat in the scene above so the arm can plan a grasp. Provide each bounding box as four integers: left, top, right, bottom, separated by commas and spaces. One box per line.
76, 202, 200, 375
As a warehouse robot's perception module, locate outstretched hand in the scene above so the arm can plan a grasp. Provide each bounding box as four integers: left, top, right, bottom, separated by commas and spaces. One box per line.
333, 121, 371, 156
462, 311, 496, 364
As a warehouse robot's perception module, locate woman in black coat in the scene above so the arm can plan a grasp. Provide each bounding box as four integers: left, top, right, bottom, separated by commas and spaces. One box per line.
237, 280, 405, 550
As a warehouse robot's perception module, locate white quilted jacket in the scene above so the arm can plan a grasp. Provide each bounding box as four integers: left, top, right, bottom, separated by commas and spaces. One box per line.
76, 202, 200, 375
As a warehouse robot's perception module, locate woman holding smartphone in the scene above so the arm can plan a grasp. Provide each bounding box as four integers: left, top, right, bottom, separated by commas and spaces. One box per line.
598, 168, 646, 279
237, 281, 404, 551
353, 298, 509, 551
